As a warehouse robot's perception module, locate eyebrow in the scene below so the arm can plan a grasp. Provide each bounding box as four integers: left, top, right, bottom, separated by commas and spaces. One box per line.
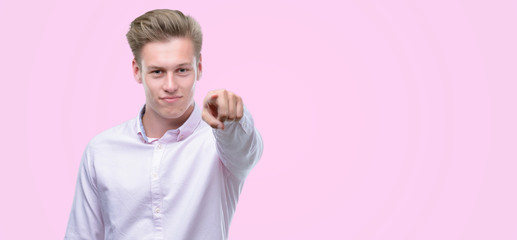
147, 63, 193, 69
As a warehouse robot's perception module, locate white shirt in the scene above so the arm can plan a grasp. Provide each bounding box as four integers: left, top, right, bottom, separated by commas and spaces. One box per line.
65, 104, 263, 240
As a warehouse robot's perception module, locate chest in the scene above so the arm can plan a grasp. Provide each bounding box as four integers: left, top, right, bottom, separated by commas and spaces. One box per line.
92, 137, 222, 206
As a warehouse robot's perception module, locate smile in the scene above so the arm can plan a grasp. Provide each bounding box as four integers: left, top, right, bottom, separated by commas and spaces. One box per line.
161, 96, 181, 103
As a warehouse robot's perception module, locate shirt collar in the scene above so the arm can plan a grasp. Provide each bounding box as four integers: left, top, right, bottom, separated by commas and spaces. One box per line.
136, 103, 202, 143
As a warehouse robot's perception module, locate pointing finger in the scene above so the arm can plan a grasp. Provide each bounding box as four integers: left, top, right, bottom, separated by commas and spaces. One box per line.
202, 108, 224, 129
206, 94, 218, 104
205, 94, 219, 117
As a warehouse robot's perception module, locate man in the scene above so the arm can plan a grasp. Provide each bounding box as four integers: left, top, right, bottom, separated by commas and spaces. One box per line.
65, 9, 263, 240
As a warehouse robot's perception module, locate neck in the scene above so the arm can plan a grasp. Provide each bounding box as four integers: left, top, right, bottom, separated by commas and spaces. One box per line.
142, 104, 195, 138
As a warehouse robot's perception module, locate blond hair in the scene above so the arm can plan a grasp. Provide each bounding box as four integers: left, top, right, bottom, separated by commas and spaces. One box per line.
126, 9, 203, 65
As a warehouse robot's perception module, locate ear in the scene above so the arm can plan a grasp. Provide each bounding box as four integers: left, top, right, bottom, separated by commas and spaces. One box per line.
196, 54, 203, 81
132, 59, 143, 84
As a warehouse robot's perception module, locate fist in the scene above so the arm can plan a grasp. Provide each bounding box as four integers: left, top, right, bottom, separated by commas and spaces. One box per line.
202, 89, 243, 130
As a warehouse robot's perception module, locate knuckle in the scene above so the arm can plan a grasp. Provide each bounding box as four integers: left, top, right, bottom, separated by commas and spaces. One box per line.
219, 111, 228, 118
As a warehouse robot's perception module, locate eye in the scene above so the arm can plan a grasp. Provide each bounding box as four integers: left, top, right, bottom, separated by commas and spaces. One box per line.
152, 70, 163, 74
178, 68, 188, 73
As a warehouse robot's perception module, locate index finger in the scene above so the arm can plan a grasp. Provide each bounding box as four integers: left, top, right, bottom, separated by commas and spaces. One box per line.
202, 108, 224, 129
204, 94, 219, 106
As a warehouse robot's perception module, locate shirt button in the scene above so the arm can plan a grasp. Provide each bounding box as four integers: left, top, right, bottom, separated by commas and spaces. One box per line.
155, 208, 160, 213
178, 135, 183, 140
157, 144, 162, 149
152, 173, 158, 179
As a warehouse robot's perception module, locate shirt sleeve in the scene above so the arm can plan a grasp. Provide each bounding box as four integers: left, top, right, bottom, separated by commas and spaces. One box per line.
213, 105, 264, 179
65, 145, 105, 240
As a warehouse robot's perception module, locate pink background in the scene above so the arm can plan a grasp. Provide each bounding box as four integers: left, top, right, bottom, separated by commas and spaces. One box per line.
1, 0, 516, 239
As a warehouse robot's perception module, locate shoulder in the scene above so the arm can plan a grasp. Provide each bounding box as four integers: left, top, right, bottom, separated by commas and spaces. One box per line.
86, 117, 139, 152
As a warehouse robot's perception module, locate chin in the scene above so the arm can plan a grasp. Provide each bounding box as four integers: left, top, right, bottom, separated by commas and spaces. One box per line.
150, 99, 193, 120
159, 109, 185, 119
162, 105, 192, 118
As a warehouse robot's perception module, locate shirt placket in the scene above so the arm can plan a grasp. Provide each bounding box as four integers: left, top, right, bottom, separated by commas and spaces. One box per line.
151, 142, 165, 239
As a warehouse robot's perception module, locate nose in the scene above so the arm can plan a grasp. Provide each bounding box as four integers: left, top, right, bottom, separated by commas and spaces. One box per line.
163, 72, 178, 92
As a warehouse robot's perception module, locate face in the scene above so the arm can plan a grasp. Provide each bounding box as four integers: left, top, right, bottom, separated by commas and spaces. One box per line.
132, 38, 202, 125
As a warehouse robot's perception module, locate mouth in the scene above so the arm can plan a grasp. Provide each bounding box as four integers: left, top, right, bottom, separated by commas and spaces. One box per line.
160, 96, 182, 103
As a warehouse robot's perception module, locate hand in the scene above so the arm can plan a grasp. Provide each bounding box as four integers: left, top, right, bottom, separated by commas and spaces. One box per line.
202, 89, 243, 130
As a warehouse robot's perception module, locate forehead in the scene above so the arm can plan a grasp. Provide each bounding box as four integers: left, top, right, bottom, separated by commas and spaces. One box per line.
140, 37, 196, 67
